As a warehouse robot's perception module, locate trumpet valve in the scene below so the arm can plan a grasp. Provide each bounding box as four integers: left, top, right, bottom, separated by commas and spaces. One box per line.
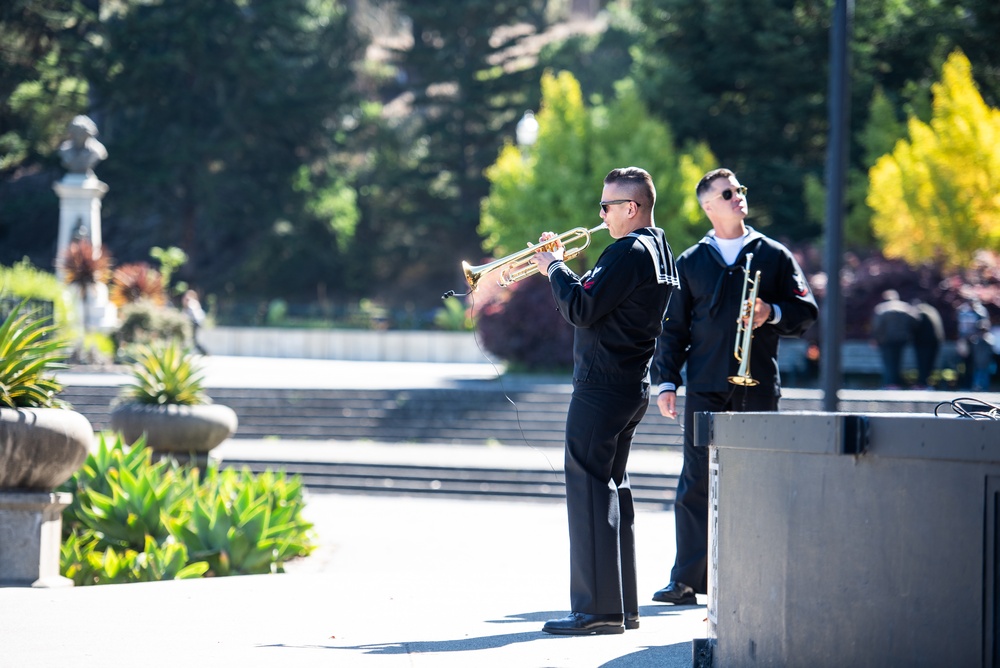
538, 239, 562, 253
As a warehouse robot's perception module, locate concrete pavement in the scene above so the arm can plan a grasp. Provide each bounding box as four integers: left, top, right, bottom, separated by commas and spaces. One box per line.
0, 358, 706, 668
57, 355, 511, 390
25, 356, 999, 666
0, 492, 706, 668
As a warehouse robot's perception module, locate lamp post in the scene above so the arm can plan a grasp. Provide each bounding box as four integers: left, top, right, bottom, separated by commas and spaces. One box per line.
516, 110, 539, 149
821, 0, 853, 411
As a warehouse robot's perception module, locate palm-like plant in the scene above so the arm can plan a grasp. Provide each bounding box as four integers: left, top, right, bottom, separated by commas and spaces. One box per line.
110, 262, 166, 307
119, 341, 208, 406
60, 240, 113, 291
59, 240, 113, 334
0, 301, 71, 408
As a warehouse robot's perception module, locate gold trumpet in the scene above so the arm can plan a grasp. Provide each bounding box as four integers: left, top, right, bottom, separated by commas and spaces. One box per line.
462, 224, 606, 291
728, 253, 761, 386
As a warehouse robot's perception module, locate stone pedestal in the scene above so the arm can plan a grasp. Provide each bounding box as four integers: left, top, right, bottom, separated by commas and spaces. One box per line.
70, 282, 118, 331
0, 491, 73, 588
53, 174, 108, 272
52, 174, 117, 330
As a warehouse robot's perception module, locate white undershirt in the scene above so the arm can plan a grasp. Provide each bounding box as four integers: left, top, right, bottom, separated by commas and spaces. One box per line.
713, 235, 745, 266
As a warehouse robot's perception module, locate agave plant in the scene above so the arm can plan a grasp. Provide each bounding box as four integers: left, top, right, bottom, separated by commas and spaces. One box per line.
119, 340, 209, 406
0, 300, 71, 408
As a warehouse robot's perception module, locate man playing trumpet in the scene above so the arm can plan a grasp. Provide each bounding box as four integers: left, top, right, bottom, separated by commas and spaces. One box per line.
530, 166, 679, 635
649, 168, 818, 606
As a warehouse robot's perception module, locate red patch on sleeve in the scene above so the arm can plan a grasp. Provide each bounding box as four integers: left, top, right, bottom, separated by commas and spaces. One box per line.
794, 274, 809, 296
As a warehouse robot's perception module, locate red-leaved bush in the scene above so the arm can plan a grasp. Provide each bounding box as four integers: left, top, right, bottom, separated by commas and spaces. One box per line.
473, 276, 574, 371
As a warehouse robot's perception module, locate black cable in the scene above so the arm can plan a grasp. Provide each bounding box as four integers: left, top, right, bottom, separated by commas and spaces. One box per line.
451, 287, 559, 474
933, 396, 1000, 420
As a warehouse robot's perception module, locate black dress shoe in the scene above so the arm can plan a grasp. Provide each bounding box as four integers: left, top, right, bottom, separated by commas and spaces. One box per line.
625, 612, 640, 630
651, 581, 697, 605
542, 612, 625, 635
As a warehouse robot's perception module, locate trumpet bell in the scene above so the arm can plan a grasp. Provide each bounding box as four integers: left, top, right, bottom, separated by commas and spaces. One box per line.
727, 371, 760, 386
462, 260, 490, 292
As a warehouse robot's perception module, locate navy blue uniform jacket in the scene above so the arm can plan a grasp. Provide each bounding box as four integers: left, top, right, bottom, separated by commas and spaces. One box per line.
547, 226, 678, 384
652, 227, 818, 395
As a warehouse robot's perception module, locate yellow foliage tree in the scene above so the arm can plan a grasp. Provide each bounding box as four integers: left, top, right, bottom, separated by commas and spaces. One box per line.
868, 50, 1000, 268
480, 70, 715, 270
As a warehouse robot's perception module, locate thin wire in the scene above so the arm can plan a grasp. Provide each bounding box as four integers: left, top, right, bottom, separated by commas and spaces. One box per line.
933, 396, 1000, 420
446, 287, 560, 474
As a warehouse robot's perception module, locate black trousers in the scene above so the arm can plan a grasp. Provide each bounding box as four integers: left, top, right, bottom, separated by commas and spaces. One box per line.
564, 381, 649, 615
670, 387, 778, 594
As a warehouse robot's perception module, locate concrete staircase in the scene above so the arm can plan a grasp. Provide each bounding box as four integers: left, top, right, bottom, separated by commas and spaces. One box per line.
60, 381, 978, 504
214, 458, 681, 508
60, 383, 961, 451
60, 383, 682, 449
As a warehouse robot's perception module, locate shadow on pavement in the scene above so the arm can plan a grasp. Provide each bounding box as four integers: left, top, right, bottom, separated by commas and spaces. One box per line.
257, 630, 554, 654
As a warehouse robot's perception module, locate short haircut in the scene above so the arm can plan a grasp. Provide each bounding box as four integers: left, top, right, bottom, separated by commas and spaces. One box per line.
696, 168, 736, 200
605, 166, 656, 209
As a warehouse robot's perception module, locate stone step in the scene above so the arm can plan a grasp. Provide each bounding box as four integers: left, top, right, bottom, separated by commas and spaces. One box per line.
59, 384, 684, 448
220, 458, 679, 507
58, 384, 961, 450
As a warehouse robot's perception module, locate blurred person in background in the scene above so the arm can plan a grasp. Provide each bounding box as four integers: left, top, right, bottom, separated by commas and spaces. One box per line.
870, 290, 917, 389
956, 298, 991, 389
910, 299, 944, 389
182, 290, 209, 355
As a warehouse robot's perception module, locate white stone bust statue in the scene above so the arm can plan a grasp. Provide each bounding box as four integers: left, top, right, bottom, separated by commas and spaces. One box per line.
58, 115, 108, 177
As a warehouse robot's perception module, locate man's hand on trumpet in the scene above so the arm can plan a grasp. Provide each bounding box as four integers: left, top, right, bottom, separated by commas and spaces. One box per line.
741, 298, 774, 330
528, 231, 565, 276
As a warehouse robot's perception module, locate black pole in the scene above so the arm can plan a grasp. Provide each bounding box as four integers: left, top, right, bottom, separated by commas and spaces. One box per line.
821, 0, 853, 412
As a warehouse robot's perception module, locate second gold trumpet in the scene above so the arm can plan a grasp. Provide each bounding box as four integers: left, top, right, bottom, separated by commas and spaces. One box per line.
462, 224, 606, 291
729, 253, 761, 386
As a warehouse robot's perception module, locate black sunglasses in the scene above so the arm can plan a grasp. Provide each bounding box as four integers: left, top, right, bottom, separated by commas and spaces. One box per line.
600, 199, 638, 213
712, 185, 748, 202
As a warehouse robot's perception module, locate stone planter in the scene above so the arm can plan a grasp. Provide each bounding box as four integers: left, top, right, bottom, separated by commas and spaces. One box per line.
0, 407, 93, 490
0, 407, 93, 588
110, 402, 238, 461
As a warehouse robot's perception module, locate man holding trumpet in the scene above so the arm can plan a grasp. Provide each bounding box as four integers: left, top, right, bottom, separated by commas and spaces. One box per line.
529, 166, 678, 635
649, 168, 818, 606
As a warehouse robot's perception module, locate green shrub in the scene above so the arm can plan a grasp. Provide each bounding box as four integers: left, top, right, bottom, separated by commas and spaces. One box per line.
0, 258, 76, 334
81, 331, 116, 363
433, 297, 473, 331
114, 299, 190, 351
61, 531, 208, 585
60, 433, 316, 585
177, 467, 315, 576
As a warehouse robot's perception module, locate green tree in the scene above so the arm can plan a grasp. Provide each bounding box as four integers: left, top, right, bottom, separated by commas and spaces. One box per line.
373, 1, 547, 301
804, 86, 907, 247
481, 71, 591, 261
631, 0, 831, 237
629, 0, 996, 241
480, 70, 715, 271
0, 1, 92, 177
0, 1, 93, 268
868, 50, 1000, 268
87, 0, 365, 300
